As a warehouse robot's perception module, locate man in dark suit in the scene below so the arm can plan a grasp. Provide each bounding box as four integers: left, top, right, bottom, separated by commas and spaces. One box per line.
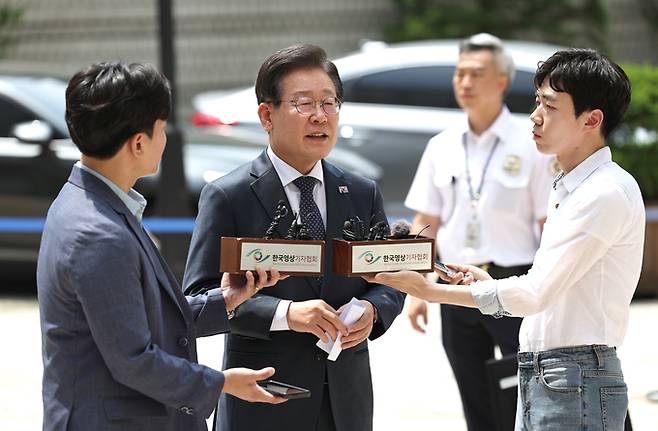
183, 44, 406, 431
37, 62, 285, 431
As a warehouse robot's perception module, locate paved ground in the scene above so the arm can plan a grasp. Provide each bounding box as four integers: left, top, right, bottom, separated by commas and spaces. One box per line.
1, 293, 657, 429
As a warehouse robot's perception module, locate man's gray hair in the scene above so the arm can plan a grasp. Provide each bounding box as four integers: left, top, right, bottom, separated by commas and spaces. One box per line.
459, 33, 515, 88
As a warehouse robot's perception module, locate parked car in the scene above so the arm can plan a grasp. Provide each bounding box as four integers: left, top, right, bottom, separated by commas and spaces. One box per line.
0, 75, 380, 283
191, 39, 562, 214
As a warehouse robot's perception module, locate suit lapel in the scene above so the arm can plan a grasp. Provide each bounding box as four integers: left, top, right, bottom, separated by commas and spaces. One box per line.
69, 166, 190, 321
321, 161, 353, 295
250, 151, 295, 239
250, 151, 326, 295
323, 160, 353, 242
124, 215, 191, 321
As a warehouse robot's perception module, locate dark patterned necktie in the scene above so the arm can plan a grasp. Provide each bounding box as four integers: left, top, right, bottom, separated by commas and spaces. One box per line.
293, 176, 325, 240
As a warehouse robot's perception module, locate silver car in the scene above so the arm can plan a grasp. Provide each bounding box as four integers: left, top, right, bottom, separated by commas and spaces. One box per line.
191, 39, 562, 216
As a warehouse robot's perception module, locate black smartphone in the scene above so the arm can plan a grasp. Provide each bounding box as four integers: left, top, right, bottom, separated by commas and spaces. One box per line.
257, 379, 311, 400
434, 261, 457, 278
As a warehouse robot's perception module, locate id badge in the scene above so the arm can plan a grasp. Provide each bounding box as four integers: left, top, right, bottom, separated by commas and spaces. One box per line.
465, 219, 481, 249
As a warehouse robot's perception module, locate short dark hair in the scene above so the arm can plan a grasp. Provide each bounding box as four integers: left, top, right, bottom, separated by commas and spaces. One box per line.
255, 44, 343, 105
534, 49, 631, 138
65, 62, 171, 159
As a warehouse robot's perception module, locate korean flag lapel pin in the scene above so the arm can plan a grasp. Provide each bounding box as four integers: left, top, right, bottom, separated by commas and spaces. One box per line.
338, 185, 349, 194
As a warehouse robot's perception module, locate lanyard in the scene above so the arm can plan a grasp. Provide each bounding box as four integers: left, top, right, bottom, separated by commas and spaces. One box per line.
552, 171, 565, 190
462, 133, 500, 202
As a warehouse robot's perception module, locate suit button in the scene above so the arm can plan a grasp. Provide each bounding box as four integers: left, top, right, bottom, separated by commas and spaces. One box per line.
178, 337, 189, 347
180, 406, 195, 415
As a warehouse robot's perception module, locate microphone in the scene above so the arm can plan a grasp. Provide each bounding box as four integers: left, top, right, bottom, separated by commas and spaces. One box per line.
389, 219, 411, 238
277, 200, 289, 217
368, 220, 390, 240
264, 200, 289, 239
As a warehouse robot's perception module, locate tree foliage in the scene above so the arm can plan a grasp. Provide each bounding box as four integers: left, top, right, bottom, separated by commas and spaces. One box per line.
609, 64, 658, 201
385, 0, 607, 50
636, 0, 658, 32
623, 63, 658, 134
0, 5, 23, 58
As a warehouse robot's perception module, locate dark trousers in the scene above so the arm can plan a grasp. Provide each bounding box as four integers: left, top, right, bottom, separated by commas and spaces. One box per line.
441, 263, 530, 431
213, 373, 336, 431
316, 383, 336, 431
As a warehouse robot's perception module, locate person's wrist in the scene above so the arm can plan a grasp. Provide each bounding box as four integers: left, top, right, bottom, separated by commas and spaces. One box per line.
223, 290, 240, 318
363, 300, 378, 324
431, 280, 448, 303
222, 369, 235, 395
223, 291, 233, 313
286, 301, 297, 327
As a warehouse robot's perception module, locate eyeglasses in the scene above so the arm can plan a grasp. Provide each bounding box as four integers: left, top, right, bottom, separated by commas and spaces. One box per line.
272, 97, 342, 116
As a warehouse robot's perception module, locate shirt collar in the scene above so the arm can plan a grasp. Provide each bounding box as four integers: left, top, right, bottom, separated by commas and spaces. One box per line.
76, 161, 147, 222
461, 105, 512, 142
266, 146, 324, 187
561, 146, 612, 194
488, 106, 512, 140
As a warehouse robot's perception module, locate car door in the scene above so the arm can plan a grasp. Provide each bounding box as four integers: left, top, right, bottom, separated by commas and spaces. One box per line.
337, 65, 461, 214
336, 65, 538, 216
0, 95, 72, 271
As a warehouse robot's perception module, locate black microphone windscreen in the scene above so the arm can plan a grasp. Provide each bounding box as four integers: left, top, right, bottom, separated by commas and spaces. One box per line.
390, 219, 411, 238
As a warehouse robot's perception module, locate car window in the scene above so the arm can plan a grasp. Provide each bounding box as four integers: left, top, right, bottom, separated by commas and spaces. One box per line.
505, 70, 537, 114
0, 96, 38, 137
343, 66, 537, 114
15, 78, 69, 134
343, 66, 459, 109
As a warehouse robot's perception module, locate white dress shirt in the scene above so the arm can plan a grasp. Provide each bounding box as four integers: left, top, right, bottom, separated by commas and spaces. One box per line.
405, 107, 553, 266
472, 147, 645, 352
266, 147, 327, 330
266, 146, 327, 226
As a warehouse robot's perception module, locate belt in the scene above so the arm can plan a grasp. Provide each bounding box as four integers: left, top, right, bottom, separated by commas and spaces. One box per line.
475, 262, 492, 272
475, 262, 532, 279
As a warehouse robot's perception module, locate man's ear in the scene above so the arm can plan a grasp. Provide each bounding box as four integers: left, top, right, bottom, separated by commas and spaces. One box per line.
257, 103, 273, 133
584, 109, 604, 133
125, 132, 145, 157
498, 74, 509, 95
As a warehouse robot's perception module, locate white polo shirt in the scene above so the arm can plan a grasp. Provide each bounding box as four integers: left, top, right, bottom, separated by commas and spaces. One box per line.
472, 147, 645, 352
405, 107, 553, 266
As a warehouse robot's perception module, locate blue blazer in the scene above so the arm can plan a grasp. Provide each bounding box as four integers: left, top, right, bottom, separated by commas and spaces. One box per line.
184, 152, 405, 431
37, 165, 230, 431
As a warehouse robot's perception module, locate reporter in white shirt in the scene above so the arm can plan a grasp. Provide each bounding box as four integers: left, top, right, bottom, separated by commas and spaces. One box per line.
372, 49, 644, 430
404, 33, 553, 431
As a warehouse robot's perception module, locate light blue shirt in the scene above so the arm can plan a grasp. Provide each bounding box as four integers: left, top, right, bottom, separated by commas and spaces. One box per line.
76, 161, 147, 222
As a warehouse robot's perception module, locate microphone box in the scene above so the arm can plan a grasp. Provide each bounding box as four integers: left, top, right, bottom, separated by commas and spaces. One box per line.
220, 237, 325, 276
331, 236, 434, 277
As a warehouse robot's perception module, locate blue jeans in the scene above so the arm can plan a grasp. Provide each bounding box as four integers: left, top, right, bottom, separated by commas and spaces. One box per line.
516, 345, 628, 430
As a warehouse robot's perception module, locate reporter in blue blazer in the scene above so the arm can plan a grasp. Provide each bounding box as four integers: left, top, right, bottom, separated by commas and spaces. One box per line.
37, 62, 285, 431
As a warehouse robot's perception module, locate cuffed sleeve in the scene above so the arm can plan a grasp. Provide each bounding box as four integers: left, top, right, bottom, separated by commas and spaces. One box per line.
471, 280, 510, 318
270, 299, 292, 331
